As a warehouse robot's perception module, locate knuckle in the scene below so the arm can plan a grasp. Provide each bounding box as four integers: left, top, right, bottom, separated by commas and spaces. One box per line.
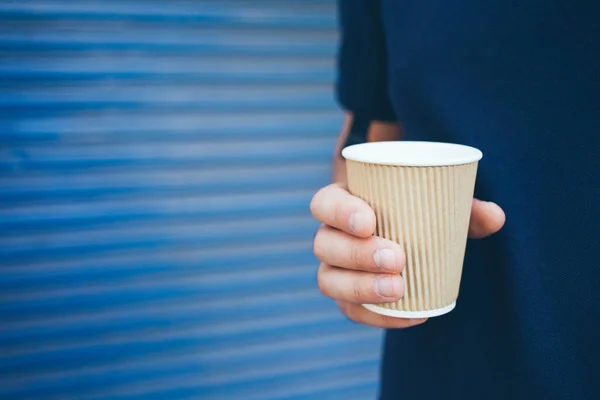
316, 265, 330, 296
312, 227, 327, 260
309, 189, 323, 217
350, 238, 373, 269
349, 243, 364, 265
352, 280, 364, 301
333, 204, 346, 229
310, 184, 336, 219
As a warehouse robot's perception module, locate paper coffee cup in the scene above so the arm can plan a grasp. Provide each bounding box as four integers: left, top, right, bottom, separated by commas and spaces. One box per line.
342, 141, 482, 318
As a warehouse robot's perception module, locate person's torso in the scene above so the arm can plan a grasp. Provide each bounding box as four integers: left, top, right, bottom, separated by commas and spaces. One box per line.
378, 1, 600, 399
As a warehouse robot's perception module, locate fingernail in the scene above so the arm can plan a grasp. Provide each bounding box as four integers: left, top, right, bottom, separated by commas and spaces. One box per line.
373, 249, 396, 272
348, 212, 366, 234
374, 276, 399, 299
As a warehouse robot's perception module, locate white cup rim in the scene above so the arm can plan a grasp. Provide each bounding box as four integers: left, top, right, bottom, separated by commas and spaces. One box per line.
342, 141, 483, 167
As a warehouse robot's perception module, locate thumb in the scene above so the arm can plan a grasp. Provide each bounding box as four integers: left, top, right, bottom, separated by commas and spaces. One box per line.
469, 199, 506, 239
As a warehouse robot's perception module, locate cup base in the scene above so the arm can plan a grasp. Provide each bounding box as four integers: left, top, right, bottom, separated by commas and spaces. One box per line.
362, 301, 456, 319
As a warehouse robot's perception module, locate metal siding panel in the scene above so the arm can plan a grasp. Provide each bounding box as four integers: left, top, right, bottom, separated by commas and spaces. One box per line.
0, 1, 383, 399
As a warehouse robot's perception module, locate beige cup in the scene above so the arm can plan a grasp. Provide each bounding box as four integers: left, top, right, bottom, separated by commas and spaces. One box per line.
342, 141, 482, 318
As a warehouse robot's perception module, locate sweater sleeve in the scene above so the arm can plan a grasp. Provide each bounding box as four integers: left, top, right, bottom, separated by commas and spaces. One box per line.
336, 0, 397, 147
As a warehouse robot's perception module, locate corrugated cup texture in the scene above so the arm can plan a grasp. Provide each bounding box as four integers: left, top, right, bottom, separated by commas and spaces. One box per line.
346, 160, 478, 313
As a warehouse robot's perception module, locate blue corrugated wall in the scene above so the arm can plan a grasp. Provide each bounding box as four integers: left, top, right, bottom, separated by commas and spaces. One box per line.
0, 1, 383, 399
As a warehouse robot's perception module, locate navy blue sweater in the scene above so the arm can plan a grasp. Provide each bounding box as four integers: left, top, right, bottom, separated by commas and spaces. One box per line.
337, 1, 599, 399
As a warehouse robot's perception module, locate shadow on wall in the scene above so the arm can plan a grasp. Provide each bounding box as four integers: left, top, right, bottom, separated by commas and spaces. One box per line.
0, 1, 383, 399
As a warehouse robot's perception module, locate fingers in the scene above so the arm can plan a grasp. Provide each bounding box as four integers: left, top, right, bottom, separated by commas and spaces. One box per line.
317, 263, 404, 304
469, 199, 506, 238
337, 301, 428, 329
310, 183, 376, 238
313, 225, 405, 273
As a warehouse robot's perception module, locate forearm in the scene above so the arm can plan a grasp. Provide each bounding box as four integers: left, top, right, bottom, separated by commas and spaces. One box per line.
332, 113, 403, 184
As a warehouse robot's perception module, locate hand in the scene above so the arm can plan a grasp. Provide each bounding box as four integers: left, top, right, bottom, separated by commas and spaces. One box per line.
310, 183, 505, 328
